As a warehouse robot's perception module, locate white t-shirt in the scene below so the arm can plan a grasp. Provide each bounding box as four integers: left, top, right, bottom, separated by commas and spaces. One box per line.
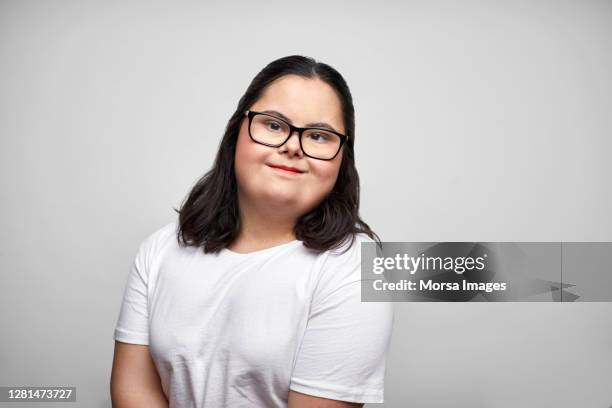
114, 220, 394, 407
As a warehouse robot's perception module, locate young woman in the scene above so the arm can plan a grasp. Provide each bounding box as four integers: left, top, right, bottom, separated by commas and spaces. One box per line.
111, 55, 394, 408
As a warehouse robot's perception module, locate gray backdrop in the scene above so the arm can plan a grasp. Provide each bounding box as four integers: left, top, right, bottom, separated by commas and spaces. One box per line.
1, 0, 611, 407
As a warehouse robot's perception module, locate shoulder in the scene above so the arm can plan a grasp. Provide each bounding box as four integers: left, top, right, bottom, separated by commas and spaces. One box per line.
324, 232, 377, 262
140, 220, 177, 249
135, 220, 178, 270
313, 232, 377, 284
308, 232, 393, 323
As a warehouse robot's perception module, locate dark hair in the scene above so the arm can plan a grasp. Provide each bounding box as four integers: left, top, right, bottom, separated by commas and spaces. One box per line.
174, 55, 380, 254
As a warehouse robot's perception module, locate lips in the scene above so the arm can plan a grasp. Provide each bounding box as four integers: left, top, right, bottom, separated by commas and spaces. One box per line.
267, 164, 305, 174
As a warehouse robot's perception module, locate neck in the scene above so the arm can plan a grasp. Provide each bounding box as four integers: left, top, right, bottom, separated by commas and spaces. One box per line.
229, 197, 299, 253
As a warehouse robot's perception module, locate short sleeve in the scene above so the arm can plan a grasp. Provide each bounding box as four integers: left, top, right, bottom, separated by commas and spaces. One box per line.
113, 224, 172, 345
289, 235, 395, 404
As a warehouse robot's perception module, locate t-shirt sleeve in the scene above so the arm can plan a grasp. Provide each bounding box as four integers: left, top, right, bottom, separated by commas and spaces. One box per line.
113, 226, 167, 345
289, 235, 395, 404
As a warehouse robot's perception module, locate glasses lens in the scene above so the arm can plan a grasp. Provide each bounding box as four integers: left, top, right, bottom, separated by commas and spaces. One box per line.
302, 129, 341, 160
250, 114, 290, 145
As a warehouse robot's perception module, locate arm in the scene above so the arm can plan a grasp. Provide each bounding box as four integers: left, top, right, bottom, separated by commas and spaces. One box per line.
110, 341, 168, 408
288, 390, 363, 408
288, 236, 394, 406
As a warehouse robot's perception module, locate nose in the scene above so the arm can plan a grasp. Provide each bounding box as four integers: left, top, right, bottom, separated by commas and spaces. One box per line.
279, 130, 303, 157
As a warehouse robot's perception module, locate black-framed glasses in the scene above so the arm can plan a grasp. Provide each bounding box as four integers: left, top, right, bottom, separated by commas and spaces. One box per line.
244, 110, 348, 160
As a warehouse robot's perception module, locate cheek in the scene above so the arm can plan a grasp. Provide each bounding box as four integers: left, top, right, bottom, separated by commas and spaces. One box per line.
306, 160, 341, 196
235, 127, 266, 181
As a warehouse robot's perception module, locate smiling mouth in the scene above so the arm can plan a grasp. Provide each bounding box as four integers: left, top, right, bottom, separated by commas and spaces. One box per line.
267, 164, 305, 174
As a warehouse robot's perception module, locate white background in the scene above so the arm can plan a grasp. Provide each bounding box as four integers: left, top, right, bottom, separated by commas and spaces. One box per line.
1, 1, 611, 406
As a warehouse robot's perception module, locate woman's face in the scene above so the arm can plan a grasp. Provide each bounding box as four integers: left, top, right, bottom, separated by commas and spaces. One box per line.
235, 74, 345, 220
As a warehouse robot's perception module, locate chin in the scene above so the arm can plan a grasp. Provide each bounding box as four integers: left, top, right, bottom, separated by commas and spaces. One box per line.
261, 190, 300, 207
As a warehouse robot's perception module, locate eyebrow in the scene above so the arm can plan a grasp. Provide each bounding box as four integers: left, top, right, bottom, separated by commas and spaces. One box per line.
260, 110, 341, 134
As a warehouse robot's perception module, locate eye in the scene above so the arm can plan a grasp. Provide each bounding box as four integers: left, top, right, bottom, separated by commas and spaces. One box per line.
308, 132, 331, 142
265, 120, 283, 132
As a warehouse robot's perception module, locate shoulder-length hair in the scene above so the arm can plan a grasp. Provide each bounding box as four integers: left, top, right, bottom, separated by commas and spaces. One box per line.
174, 55, 380, 254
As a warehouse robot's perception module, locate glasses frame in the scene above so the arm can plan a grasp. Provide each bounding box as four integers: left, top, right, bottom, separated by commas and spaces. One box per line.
244, 110, 348, 161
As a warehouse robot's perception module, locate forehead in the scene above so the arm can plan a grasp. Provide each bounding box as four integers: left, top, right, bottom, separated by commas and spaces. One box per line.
252, 75, 345, 133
